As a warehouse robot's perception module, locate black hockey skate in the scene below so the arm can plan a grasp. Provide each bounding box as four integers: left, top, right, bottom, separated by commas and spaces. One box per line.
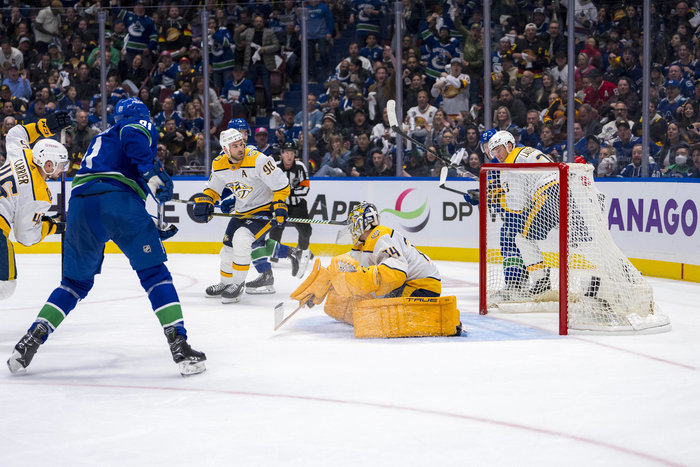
221, 282, 245, 303
205, 282, 228, 298
289, 248, 314, 278
164, 326, 206, 376
530, 268, 552, 296
7, 322, 50, 374
245, 270, 275, 294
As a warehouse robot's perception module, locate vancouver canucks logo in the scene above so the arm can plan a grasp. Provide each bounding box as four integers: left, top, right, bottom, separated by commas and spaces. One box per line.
380, 189, 430, 233
228, 181, 253, 199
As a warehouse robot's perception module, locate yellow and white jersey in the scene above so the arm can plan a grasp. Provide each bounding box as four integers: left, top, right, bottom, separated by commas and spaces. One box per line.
203, 147, 290, 214
4, 120, 55, 163
0, 149, 53, 247
349, 225, 441, 295
501, 146, 556, 213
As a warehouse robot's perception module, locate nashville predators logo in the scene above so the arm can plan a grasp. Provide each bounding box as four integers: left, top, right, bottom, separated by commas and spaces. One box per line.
227, 181, 254, 199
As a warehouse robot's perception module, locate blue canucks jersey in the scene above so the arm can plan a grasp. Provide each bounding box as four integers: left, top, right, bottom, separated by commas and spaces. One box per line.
71, 117, 159, 200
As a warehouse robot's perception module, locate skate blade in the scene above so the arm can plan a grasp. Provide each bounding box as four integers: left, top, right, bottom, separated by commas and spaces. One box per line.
294, 252, 312, 278
221, 295, 242, 304
205, 293, 223, 298
178, 360, 206, 376
7, 354, 27, 375
245, 287, 275, 295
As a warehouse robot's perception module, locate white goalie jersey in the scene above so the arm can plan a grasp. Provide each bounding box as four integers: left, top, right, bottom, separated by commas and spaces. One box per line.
203, 147, 290, 214
349, 225, 441, 293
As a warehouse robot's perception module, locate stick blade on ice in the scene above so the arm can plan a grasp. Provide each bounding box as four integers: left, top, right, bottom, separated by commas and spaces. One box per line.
274, 302, 284, 329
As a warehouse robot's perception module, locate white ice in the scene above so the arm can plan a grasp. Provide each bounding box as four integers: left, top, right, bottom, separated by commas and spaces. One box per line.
1, 254, 699, 467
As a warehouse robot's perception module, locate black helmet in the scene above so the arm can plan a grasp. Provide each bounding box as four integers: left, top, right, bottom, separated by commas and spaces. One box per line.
280, 140, 297, 152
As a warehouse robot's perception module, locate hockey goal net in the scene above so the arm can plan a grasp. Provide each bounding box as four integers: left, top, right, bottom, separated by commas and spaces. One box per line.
478, 162, 671, 335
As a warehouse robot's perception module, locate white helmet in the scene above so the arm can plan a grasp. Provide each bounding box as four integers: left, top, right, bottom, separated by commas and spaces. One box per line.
488, 130, 515, 155
32, 138, 68, 176
219, 128, 243, 159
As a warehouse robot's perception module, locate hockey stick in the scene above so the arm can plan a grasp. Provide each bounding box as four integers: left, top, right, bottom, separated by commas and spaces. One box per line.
274, 301, 307, 331
439, 166, 469, 195
59, 127, 67, 277
171, 198, 349, 225
386, 100, 479, 181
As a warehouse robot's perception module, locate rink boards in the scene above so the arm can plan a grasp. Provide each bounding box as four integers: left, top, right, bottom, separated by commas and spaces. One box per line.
13, 177, 700, 282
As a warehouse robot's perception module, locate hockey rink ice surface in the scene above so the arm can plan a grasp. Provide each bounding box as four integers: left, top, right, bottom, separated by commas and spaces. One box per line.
1, 254, 699, 467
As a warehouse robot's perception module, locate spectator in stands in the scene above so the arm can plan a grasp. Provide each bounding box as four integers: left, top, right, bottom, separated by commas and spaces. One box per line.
161, 117, 194, 158
403, 73, 426, 110
367, 64, 396, 124
493, 105, 519, 133
207, 17, 235, 90
536, 123, 562, 160
620, 143, 662, 177
254, 127, 274, 157
519, 109, 542, 147
182, 101, 204, 135
33, 0, 61, 54
657, 121, 691, 168
663, 142, 692, 177
112, 0, 158, 67
236, 14, 280, 118
343, 108, 373, 143
405, 89, 437, 144
316, 112, 339, 155
305, 0, 334, 83
280, 23, 301, 83
514, 70, 541, 111
364, 148, 394, 177
431, 58, 470, 122
577, 103, 602, 139
420, 13, 460, 83
0, 37, 23, 71
608, 47, 643, 89
659, 79, 689, 123
347, 131, 372, 176
275, 107, 303, 144
599, 101, 632, 143
2, 65, 31, 101
360, 33, 383, 65
512, 23, 549, 85
453, 15, 483, 105
609, 119, 641, 167
316, 133, 350, 177
370, 107, 396, 156
159, 5, 192, 59
152, 51, 180, 95
496, 86, 527, 127
221, 64, 255, 119
689, 146, 700, 177
154, 97, 182, 132
71, 62, 98, 101
295, 94, 323, 137
193, 76, 224, 128
583, 68, 617, 111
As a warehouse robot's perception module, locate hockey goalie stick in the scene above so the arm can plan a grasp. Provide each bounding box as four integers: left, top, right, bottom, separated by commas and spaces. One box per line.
171, 198, 349, 225
386, 100, 479, 181
274, 301, 307, 331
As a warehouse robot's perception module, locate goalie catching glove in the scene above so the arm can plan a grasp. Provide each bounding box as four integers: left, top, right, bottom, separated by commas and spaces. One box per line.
192, 193, 215, 223
142, 160, 173, 202
270, 201, 288, 228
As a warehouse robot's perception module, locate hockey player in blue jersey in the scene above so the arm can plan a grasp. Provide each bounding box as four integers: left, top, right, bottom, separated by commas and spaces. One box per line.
7, 97, 206, 376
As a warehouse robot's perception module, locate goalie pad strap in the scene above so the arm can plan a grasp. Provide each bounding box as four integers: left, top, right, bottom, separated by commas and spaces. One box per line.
352, 296, 461, 338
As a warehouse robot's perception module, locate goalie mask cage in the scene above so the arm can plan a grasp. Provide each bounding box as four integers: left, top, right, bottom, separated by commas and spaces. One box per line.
478, 162, 671, 335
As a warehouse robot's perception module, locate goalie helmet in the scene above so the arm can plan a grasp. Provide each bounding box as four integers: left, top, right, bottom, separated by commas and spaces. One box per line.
32, 138, 68, 176
114, 97, 150, 122
348, 202, 380, 243
488, 130, 515, 156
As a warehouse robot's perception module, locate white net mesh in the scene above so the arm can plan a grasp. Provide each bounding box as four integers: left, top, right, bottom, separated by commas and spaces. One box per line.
482, 163, 671, 334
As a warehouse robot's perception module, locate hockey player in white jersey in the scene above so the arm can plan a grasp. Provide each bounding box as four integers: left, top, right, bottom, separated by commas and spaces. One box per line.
0, 115, 71, 300
480, 130, 558, 298
289, 202, 461, 338
192, 128, 290, 303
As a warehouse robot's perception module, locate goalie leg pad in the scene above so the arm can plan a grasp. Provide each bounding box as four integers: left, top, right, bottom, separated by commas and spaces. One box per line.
352, 296, 462, 338
289, 258, 332, 305
322, 289, 372, 324
330, 266, 381, 297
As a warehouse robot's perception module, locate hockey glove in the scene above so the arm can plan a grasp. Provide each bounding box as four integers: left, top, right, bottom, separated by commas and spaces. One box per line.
44, 111, 72, 134
192, 193, 215, 223
219, 196, 236, 214
270, 201, 288, 228
142, 161, 174, 203
464, 189, 480, 206
41, 215, 66, 237
158, 224, 179, 240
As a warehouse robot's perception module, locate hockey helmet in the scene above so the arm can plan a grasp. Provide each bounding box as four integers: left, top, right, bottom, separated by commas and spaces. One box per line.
219, 128, 244, 160
480, 128, 498, 153
348, 202, 380, 244
227, 118, 250, 136
114, 97, 150, 122
32, 138, 68, 176
488, 130, 515, 156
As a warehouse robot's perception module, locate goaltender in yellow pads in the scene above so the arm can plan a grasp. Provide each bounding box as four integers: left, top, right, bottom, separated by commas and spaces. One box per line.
290, 202, 462, 338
